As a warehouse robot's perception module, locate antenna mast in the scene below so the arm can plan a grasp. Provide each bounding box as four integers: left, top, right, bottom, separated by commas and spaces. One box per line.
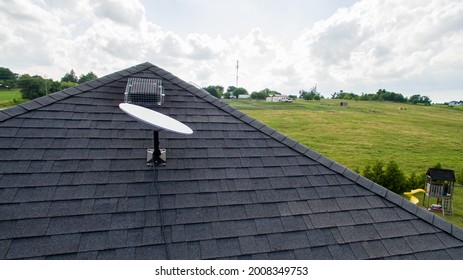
236, 60, 239, 87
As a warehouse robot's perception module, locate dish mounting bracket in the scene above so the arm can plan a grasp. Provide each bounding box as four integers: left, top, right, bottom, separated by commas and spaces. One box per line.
147, 131, 166, 166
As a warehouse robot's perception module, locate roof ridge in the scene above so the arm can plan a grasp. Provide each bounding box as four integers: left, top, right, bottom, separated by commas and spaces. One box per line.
0, 62, 155, 123
153, 64, 463, 241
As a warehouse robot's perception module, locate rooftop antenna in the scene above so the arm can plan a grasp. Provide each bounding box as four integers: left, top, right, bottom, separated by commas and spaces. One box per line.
236, 60, 239, 87
119, 103, 193, 165
119, 78, 192, 165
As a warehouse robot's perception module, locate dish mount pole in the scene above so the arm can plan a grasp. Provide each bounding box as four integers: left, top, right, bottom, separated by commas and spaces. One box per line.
147, 131, 166, 166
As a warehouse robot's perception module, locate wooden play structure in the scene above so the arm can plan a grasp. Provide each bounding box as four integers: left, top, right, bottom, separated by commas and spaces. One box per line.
422, 168, 456, 215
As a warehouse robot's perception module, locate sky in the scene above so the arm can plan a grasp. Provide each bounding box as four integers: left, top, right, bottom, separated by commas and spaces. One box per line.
1, 0, 463, 103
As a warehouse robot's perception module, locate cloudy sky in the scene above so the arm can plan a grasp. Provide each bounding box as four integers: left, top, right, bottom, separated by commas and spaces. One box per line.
1, 0, 462, 103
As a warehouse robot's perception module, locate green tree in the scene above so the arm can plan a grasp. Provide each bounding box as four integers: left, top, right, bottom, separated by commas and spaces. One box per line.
18, 75, 47, 99
232, 87, 248, 98
250, 91, 269, 100
77, 71, 98, 84
250, 88, 282, 100
409, 94, 432, 105
383, 160, 407, 193
61, 69, 78, 83
300, 87, 323, 100
363, 160, 411, 194
363, 161, 385, 186
0, 67, 18, 88
407, 172, 426, 189
48, 81, 77, 92
203, 85, 224, 98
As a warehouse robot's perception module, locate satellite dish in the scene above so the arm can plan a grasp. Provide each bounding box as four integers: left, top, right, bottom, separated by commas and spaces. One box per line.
119, 103, 193, 165
119, 103, 193, 135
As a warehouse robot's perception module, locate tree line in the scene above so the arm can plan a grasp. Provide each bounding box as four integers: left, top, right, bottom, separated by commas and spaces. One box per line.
332, 89, 432, 105
203, 85, 312, 101
358, 161, 462, 195
0, 67, 97, 100
203, 84, 428, 105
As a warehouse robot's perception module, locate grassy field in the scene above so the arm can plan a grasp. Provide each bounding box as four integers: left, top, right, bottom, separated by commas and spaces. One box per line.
0, 89, 27, 108
226, 98, 463, 227
226, 99, 463, 177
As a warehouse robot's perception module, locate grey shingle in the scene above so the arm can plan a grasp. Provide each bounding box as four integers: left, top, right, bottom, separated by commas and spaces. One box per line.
308, 246, 333, 260
381, 237, 413, 256
280, 215, 307, 231
1, 218, 49, 239
446, 247, 463, 259
135, 245, 167, 259
110, 212, 145, 230
217, 205, 247, 220
414, 249, 452, 260
338, 224, 380, 243
97, 248, 135, 260
348, 242, 369, 259
336, 196, 371, 210
267, 231, 310, 251
349, 210, 374, 224
361, 240, 390, 259
142, 227, 164, 245
79, 231, 109, 251
239, 235, 270, 255
368, 207, 400, 222
267, 250, 295, 259
307, 198, 341, 213
306, 228, 337, 247
239, 202, 271, 217
328, 244, 356, 260
47, 215, 84, 235
374, 221, 418, 238
255, 217, 284, 234
48, 199, 94, 217
184, 223, 213, 241
215, 237, 241, 258
6, 237, 48, 259
200, 239, 219, 259
404, 234, 446, 252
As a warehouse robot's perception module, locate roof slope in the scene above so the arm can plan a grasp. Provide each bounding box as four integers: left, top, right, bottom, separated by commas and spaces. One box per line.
1, 62, 463, 260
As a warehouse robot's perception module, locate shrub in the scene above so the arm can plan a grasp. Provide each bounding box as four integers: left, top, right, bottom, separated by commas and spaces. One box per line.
362, 160, 408, 194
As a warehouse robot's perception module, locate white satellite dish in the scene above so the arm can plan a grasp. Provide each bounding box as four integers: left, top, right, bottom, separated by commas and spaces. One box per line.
119, 103, 193, 135
119, 103, 193, 165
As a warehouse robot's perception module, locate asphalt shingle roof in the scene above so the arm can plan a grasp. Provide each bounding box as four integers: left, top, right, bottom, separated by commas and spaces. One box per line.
1, 62, 463, 259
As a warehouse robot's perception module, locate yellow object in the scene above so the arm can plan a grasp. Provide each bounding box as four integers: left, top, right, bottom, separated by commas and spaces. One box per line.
404, 189, 426, 204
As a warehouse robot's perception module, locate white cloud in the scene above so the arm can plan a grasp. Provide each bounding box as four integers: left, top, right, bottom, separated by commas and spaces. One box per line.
291, 0, 463, 101
1, 0, 462, 102
93, 0, 145, 28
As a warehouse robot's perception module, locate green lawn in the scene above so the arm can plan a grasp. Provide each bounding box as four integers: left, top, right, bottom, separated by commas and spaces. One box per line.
0, 88, 27, 108
226, 98, 463, 227
227, 99, 463, 177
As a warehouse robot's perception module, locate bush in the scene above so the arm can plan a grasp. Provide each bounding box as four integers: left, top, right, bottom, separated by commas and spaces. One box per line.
383, 161, 407, 193
362, 160, 414, 194
18, 76, 47, 100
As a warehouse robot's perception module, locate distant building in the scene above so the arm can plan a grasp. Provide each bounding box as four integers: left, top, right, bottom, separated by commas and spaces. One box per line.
449, 101, 462, 106
266, 95, 293, 102
238, 94, 250, 99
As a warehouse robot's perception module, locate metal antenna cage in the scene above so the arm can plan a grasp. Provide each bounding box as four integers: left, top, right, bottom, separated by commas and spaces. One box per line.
124, 77, 165, 106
